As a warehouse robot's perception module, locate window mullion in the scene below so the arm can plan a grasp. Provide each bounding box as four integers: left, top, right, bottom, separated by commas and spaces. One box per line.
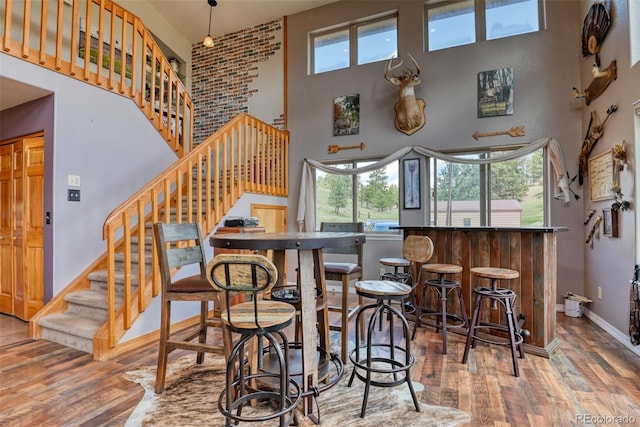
350, 25, 357, 67
480, 159, 489, 226
475, 0, 486, 43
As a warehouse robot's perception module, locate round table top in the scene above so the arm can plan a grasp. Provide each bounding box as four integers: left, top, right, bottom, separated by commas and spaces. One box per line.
209, 231, 366, 251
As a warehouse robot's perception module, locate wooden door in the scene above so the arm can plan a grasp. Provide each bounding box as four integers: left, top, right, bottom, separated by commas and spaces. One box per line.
251, 204, 287, 234
0, 143, 13, 314
0, 135, 45, 320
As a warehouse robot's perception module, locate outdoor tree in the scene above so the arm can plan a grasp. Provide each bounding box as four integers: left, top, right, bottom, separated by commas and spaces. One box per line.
436, 157, 530, 202
327, 174, 352, 215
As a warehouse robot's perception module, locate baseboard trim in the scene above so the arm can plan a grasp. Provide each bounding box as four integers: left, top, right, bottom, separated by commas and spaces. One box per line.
556, 304, 640, 357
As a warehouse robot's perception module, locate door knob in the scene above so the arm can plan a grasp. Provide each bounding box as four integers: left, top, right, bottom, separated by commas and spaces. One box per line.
0, 235, 5, 240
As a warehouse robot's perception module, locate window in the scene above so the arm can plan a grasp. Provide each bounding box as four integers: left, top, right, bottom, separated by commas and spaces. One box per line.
427, 0, 476, 51
314, 160, 400, 232
426, 0, 542, 52
631, 0, 640, 66
311, 15, 397, 74
430, 148, 545, 226
486, 0, 539, 40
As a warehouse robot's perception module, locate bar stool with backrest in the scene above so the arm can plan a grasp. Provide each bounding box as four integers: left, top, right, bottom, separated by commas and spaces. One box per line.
153, 222, 230, 394
207, 253, 301, 427
411, 260, 469, 354
462, 267, 528, 377
346, 235, 433, 418
320, 221, 365, 363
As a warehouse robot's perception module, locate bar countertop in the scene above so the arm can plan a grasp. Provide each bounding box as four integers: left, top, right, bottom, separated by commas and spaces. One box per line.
393, 225, 569, 233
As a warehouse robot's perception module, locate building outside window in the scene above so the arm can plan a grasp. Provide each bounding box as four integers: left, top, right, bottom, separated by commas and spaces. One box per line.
313, 146, 545, 232
431, 148, 545, 226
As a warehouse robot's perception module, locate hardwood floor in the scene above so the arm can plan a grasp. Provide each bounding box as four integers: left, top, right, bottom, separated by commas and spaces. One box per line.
1, 306, 640, 426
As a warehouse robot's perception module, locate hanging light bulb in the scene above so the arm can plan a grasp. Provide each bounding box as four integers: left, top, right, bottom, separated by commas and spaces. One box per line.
203, 0, 217, 48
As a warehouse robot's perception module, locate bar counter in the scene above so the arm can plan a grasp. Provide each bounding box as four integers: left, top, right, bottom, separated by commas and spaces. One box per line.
396, 225, 568, 358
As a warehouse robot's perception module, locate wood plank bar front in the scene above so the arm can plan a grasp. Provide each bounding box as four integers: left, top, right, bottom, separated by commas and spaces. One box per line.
397, 226, 567, 358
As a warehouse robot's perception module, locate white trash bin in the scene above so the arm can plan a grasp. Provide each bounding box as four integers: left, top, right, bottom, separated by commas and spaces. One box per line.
564, 298, 582, 317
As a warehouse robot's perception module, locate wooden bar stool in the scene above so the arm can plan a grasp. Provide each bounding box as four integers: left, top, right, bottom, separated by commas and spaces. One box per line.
461, 267, 528, 377
411, 263, 468, 354
347, 280, 421, 418
208, 254, 301, 426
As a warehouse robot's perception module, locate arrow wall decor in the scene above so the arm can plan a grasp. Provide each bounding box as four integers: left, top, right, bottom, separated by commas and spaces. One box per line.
472, 125, 525, 140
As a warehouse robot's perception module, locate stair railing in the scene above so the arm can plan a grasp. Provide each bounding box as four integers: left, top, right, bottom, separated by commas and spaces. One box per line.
97, 112, 288, 355
1, 0, 193, 155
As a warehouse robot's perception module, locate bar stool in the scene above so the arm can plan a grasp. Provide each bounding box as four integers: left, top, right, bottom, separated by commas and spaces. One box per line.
411, 263, 469, 354
347, 280, 421, 418
379, 257, 411, 284
378, 257, 411, 330
208, 254, 301, 426
461, 267, 528, 377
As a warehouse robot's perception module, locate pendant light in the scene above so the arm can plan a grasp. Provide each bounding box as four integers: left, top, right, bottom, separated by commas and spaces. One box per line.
203, 0, 217, 48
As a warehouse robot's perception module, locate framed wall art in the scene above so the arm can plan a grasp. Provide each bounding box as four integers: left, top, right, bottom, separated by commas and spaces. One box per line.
588, 150, 614, 201
333, 94, 360, 136
602, 207, 618, 237
403, 158, 420, 209
478, 67, 514, 118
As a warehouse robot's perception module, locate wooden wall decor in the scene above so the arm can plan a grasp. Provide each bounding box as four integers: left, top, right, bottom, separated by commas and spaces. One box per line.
327, 142, 366, 154
576, 104, 617, 185
472, 125, 525, 140
572, 60, 617, 105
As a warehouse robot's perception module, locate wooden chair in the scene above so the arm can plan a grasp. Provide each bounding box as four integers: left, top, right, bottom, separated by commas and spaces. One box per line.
153, 222, 229, 394
207, 253, 301, 426
320, 221, 365, 362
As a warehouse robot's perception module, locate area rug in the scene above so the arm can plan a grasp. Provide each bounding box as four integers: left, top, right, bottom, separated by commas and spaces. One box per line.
124, 353, 470, 426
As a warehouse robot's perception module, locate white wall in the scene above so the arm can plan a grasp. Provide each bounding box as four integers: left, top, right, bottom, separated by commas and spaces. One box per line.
0, 54, 177, 298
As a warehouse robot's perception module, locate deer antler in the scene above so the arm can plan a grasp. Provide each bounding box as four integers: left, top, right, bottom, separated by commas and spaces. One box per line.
384, 58, 404, 83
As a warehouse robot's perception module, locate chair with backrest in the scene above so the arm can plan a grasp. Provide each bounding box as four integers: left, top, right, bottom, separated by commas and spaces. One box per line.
153, 222, 230, 394
207, 253, 301, 427
320, 221, 365, 362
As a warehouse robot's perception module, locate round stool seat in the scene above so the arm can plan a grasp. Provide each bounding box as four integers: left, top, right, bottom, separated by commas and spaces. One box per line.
422, 263, 463, 275
355, 280, 412, 299
222, 300, 295, 331
379, 258, 411, 268
471, 267, 519, 280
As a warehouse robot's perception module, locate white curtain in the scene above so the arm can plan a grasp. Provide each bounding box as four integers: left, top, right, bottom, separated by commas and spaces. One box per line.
297, 137, 570, 231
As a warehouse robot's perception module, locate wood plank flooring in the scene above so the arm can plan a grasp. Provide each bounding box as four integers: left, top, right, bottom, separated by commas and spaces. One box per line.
1, 303, 640, 426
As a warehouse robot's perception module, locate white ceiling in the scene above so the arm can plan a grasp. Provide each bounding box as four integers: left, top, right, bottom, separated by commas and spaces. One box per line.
148, 0, 336, 44
1, 0, 335, 112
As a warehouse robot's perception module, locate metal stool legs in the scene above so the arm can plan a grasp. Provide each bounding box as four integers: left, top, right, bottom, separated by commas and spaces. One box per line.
461, 285, 526, 377
411, 270, 468, 354
348, 293, 420, 418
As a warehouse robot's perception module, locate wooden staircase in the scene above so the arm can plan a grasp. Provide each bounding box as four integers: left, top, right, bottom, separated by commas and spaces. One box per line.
30, 113, 289, 360
38, 236, 149, 353
0, 0, 290, 360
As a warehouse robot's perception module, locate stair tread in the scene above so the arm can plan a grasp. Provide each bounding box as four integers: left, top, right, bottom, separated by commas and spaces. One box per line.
39, 313, 103, 339
66, 289, 121, 308
88, 270, 141, 284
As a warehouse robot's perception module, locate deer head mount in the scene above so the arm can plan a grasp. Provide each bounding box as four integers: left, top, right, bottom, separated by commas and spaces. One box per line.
384, 54, 426, 136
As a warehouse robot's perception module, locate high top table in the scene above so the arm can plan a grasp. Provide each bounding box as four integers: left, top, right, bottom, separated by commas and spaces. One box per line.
210, 231, 366, 422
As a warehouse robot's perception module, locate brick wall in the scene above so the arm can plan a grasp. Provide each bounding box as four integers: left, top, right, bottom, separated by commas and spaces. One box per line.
192, 19, 284, 143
